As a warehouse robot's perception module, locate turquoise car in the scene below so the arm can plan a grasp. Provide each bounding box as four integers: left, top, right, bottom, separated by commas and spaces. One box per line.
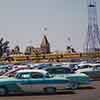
44, 66, 91, 88
0, 69, 74, 95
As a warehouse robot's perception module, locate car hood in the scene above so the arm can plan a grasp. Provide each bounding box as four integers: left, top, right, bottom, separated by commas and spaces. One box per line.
53, 73, 88, 78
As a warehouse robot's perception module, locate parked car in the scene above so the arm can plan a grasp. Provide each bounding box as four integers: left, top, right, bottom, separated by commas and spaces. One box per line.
0, 64, 12, 76
76, 63, 100, 80
0, 69, 75, 95
61, 62, 79, 71
1, 66, 31, 77
44, 66, 92, 88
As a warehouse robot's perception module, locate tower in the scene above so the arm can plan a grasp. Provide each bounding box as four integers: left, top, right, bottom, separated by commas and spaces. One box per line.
85, 0, 100, 52
40, 35, 50, 53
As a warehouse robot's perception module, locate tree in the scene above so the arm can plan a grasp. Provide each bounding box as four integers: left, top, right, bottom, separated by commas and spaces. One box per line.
0, 37, 9, 57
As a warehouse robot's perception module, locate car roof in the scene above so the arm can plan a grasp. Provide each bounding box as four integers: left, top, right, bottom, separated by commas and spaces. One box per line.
44, 65, 71, 69
78, 63, 93, 66
17, 69, 48, 74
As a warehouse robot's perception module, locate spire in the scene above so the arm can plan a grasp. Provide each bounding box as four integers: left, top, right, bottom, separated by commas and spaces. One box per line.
40, 35, 50, 53
40, 35, 49, 48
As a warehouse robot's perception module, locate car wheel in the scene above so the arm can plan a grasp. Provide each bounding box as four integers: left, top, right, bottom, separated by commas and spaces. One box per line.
0, 87, 8, 96
44, 87, 56, 94
71, 82, 79, 89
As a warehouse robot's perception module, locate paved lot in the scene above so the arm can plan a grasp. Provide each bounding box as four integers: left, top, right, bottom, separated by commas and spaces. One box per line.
0, 81, 100, 100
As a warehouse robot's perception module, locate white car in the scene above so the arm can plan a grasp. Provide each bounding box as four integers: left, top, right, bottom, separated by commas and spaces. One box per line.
76, 63, 100, 80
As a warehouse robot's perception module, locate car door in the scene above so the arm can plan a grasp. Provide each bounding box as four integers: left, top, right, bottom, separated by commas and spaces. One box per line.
92, 65, 100, 78
16, 72, 34, 92
27, 72, 45, 92
83, 65, 100, 79
42, 73, 70, 90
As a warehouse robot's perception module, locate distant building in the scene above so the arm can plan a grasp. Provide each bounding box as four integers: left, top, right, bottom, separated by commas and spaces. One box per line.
66, 46, 76, 53
25, 35, 50, 55
11, 45, 22, 55
24, 46, 34, 55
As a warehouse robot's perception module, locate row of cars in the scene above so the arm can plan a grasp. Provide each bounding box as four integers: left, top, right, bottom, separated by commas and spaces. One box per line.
0, 62, 99, 95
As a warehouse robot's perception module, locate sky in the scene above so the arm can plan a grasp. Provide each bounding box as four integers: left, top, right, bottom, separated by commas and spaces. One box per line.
0, 0, 100, 52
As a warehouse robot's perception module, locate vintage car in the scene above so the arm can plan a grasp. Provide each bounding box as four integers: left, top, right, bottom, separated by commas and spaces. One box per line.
44, 66, 92, 88
76, 63, 100, 80
0, 69, 75, 95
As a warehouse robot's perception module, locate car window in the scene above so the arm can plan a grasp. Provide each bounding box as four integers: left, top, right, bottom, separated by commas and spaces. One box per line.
88, 65, 93, 68
64, 68, 72, 73
18, 73, 31, 79
69, 64, 77, 68
79, 65, 92, 69
57, 68, 66, 74
46, 68, 58, 74
31, 72, 43, 78
95, 65, 100, 70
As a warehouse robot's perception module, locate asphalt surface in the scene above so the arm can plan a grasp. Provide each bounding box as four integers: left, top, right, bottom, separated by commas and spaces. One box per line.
0, 81, 100, 100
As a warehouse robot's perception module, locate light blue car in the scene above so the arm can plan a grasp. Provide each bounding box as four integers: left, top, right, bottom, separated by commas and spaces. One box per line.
0, 69, 74, 95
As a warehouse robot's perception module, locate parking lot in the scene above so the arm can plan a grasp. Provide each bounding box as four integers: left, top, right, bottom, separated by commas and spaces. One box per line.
0, 81, 100, 100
